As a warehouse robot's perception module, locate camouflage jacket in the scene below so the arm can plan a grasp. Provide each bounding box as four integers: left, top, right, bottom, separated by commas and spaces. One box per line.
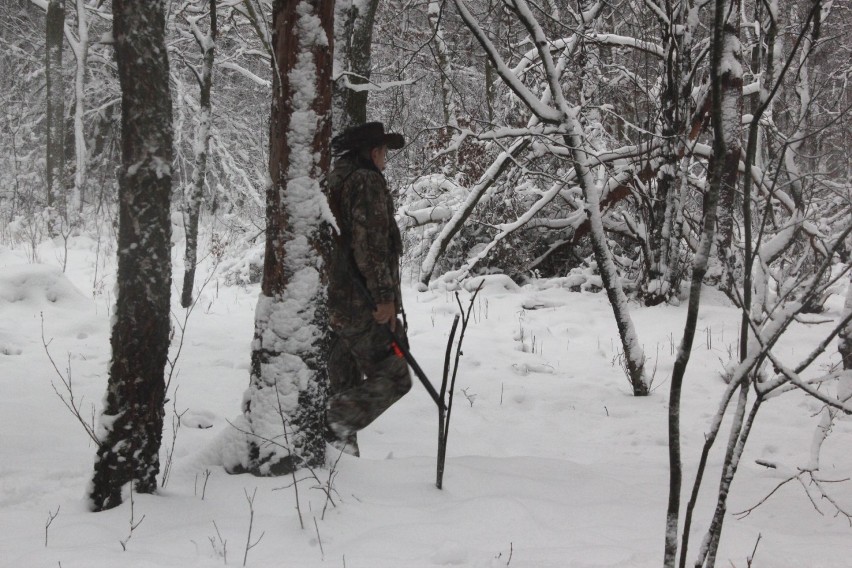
327, 154, 403, 328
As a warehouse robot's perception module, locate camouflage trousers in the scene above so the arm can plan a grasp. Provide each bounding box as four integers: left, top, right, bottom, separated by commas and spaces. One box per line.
326, 317, 412, 445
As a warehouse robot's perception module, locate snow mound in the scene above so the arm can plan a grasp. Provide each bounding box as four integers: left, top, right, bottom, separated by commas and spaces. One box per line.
463, 274, 521, 294
0, 264, 89, 310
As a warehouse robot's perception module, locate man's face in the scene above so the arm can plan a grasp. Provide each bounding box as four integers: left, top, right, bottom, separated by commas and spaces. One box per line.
370, 145, 388, 171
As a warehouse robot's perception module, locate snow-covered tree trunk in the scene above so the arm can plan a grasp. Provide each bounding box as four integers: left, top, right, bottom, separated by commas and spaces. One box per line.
45, 0, 65, 229
181, 1, 217, 309
89, 0, 174, 512
236, 0, 334, 476
711, 0, 743, 296
333, 0, 379, 131
643, 4, 694, 306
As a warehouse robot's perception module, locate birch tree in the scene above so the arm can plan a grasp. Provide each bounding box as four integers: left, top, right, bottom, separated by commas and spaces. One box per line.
89, 0, 174, 512
229, 0, 335, 476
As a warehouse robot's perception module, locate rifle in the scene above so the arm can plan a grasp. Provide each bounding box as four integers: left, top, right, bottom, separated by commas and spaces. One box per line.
351, 277, 446, 412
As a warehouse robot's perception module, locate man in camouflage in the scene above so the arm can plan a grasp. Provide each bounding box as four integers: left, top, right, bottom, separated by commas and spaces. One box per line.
325, 122, 412, 456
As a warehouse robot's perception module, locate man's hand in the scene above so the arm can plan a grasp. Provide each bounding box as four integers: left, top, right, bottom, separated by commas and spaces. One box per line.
373, 302, 396, 331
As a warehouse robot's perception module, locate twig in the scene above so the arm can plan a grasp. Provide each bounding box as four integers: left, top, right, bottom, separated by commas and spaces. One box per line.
436, 314, 460, 489
313, 516, 324, 561
195, 468, 212, 499
160, 387, 189, 488
165, 258, 221, 393
243, 488, 265, 566
734, 469, 852, 525
119, 482, 145, 551
746, 533, 761, 568
436, 281, 484, 489
45, 506, 60, 547
273, 378, 304, 529
41, 313, 99, 444
209, 520, 227, 563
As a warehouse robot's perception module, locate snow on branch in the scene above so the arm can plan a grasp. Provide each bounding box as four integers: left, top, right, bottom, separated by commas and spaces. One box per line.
335, 73, 417, 93
452, 0, 563, 123
583, 33, 665, 59
216, 61, 270, 87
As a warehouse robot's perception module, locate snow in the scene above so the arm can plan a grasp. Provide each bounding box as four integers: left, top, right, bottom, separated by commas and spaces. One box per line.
1, 235, 851, 567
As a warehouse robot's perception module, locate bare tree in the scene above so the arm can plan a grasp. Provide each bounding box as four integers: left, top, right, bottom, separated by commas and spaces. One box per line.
69, 0, 88, 213
44, 0, 64, 228
180, 0, 217, 308
441, 0, 650, 395
662, 2, 852, 566
89, 0, 174, 512
232, 0, 335, 476
333, 0, 380, 130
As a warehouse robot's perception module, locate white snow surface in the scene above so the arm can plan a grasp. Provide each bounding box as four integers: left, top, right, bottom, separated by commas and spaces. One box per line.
1, 236, 851, 567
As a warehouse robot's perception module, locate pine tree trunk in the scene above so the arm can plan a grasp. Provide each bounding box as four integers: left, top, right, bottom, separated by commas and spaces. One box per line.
237, 0, 334, 476
181, 1, 217, 309
45, 0, 65, 229
89, 0, 174, 512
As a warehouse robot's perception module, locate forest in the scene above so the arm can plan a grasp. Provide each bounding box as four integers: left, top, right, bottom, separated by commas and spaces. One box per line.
0, 0, 850, 567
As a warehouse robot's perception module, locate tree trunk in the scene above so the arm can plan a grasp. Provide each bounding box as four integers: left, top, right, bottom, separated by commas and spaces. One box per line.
71, 0, 88, 213
333, 0, 379, 131
89, 0, 174, 512
643, 5, 693, 306
712, 0, 744, 295
236, 0, 334, 476
429, 0, 456, 128
45, 0, 65, 229
562, 132, 649, 397
840, 272, 852, 371
664, 0, 742, 563
181, 1, 217, 309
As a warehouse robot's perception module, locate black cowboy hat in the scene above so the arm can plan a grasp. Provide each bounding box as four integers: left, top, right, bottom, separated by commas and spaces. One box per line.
331, 122, 405, 155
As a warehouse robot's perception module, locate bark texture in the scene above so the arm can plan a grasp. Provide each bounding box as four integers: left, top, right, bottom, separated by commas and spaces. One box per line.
236, 0, 334, 476
333, 0, 379, 130
45, 0, 65, 225
711, 0, 744, 295
90, 0, 174, 512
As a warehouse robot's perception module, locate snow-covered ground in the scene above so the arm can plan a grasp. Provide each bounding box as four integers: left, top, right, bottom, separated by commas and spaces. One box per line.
1, 228, 850, 568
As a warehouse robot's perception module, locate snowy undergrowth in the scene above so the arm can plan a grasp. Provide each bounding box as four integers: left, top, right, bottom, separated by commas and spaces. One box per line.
1, 229, 850, 567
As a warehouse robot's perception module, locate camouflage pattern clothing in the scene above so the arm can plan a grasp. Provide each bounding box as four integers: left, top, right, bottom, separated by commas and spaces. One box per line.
326, 153, 412, 452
